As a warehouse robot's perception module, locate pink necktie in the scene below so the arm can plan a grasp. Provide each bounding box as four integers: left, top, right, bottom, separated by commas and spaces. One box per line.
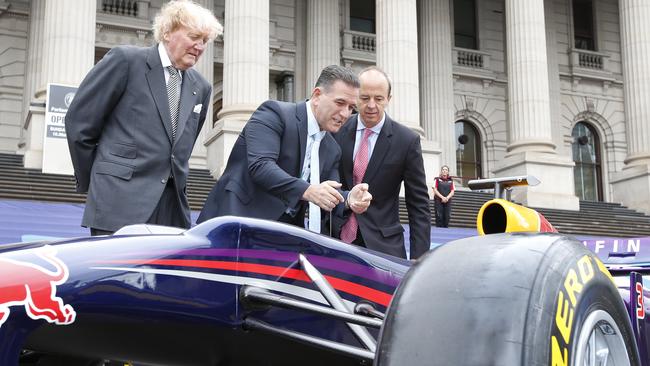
341, 129, 373, 243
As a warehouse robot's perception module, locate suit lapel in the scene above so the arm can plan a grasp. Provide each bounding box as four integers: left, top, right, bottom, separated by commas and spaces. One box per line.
145, 46, 173, 145
318, 135, 330, 175
296, 101, 309, 177
341, 117, 356, 188
174, 70, 198, 148
364, 115, 393, 183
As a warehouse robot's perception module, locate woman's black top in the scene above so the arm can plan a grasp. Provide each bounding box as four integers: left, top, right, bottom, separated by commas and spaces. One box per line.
434, 176, 454, 202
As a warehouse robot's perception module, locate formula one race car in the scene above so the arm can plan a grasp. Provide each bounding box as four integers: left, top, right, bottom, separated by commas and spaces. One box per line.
0, 176, 646, 365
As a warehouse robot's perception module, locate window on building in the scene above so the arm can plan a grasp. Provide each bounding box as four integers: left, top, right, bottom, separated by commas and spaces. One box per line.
94, 48, 109, 65
572, 122, 602, 201
275, 73, 295, 102
573, 0, 595, 50
350, 0, 376, 33
455, 120, 482, 186
213, 98, 222, 126
454, 0, 478, 50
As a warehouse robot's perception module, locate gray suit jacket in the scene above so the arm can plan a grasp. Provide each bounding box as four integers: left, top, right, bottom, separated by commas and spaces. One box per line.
198, 100, 342, 231
65, 45, 212, 231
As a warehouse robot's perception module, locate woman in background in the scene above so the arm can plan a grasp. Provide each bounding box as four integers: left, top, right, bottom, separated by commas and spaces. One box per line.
432, 165, 455, 228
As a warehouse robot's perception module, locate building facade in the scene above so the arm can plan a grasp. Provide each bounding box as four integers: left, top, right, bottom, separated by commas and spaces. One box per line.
0, 0, 649, 213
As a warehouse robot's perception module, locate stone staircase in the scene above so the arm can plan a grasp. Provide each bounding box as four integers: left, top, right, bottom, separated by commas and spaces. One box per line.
2, 153, 650, 238
0, 153, 214, 211
532, 201, 650, 237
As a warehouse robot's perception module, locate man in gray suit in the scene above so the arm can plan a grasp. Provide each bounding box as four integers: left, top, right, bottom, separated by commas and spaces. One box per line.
198, 65, 372, 232
65, 1, 222, 235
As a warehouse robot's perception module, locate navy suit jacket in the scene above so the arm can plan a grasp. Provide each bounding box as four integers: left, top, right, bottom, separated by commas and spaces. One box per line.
333, 114, 431, 259
198, 100, 342, 230
65, 45, 211, 231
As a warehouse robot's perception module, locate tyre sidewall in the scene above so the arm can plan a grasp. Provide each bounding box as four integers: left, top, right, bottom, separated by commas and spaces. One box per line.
524, 240, 640, 366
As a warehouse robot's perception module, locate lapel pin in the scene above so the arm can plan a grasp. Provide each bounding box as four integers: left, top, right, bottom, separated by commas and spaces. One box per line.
193, 91, 197, 95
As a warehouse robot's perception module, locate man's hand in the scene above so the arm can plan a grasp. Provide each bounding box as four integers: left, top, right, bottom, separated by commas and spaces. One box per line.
302, 181, 344, 211
348, 183, 372, 214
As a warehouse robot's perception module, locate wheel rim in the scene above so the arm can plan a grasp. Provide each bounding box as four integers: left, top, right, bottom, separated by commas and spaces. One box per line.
574, 309, 631, 366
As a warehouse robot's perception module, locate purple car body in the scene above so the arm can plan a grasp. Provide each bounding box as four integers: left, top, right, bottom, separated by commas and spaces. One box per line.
0, 215, 649, 365
0, 217, 408, 365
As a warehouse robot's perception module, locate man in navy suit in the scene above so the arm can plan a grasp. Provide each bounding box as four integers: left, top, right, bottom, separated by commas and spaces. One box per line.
198, 65, 371, 232
333, 67, 431, 259
66, 1, 222, 235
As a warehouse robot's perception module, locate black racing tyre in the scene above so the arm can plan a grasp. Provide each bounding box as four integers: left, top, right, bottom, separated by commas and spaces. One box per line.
376, 233, 640, 366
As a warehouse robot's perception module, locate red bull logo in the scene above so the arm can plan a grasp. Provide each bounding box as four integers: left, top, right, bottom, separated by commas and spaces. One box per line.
0, 246, 76, 328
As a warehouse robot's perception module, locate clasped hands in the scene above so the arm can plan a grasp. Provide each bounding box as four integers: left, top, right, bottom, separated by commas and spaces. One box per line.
302, 181, 372, 214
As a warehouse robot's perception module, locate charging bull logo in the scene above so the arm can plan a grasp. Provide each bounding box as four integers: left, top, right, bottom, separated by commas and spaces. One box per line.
0, 246, 76, 328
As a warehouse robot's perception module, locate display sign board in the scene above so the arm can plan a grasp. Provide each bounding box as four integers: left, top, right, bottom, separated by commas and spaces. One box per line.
42, 83, 76, 175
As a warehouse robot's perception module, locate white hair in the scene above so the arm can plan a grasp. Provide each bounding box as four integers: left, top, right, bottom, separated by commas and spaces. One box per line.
153, 0, 223, 43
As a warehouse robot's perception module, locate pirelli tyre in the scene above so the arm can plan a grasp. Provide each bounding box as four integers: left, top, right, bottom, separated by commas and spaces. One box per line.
376, 233, 640, 366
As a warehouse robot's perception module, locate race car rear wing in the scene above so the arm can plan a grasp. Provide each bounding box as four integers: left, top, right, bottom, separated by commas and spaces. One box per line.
467, 175, 540, 200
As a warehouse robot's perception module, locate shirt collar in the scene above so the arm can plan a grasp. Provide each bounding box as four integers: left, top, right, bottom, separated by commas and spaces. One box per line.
306, 100, 326, 140
158, 43, 173, 68
357, 113, 386, 134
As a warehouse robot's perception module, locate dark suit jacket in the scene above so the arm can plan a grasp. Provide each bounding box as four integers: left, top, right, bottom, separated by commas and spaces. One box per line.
197, 100, 342, 230
65, 45, 212, 231
333, 114, 431, 259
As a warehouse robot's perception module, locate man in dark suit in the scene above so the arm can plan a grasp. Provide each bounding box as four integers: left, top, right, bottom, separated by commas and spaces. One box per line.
198, 65, 372, 232
65, 1, 222, 235
334, 67, 431, 259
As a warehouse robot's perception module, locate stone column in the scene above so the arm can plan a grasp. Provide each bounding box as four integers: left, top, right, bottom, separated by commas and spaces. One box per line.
23, 0, 45, 118
23, 0, 96, 171
611, 0, 650, 213
281, 73, 295, 102
504, 0, 554, 155
376, 0, 422, 134
494, 0, 578, 210
294, 0, 307, 101
545, 0, 567, 158
204, 0, 269, 177
189, 0, 215, 169
41, 1, 96, 90
417, 0, 453, 183
305, 0, 339, 94
21, 0, 46, 162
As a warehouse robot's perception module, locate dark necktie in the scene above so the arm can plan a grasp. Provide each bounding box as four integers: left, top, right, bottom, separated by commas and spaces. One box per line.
166, 66, 180, 140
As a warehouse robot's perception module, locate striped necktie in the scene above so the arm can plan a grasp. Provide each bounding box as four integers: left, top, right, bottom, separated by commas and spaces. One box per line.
166, 66, 181, 140
340, 128, 373, 243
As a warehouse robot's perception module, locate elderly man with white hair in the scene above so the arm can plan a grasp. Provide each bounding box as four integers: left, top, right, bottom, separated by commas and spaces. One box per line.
65, 1, 222, 235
